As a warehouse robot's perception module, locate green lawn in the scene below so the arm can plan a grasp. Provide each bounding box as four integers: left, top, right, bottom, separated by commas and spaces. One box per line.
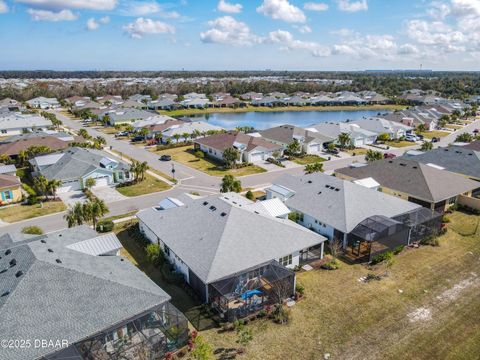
116, 174, 171, 197
290, 154, 326, 165
344, 148, 369, 155
418, 130, 450, 139
201, 211, 480, 359
446, 124, 463, 130
115, 223, 214, 330
0, 201, 66, 223
385, 140, 416, 148
158, 104, 406, 117
155, 145, 266, 177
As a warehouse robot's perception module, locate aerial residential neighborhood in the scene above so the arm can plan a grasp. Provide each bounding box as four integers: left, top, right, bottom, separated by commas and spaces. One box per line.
1, 1, 480, 359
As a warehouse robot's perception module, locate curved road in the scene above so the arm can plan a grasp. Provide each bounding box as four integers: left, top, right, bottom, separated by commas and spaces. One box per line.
2, 110, 478, 234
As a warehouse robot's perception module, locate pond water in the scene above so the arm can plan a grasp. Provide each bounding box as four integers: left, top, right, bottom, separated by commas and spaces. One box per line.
187, 109, 390, 130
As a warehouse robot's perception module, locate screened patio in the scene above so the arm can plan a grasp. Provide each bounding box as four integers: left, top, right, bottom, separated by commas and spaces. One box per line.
346, 215, 410, 262
73, 302, 189, 360
208, 261, 295, 322
393, 207, 443, 243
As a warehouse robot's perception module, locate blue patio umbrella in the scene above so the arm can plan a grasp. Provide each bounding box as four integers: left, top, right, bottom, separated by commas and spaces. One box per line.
240, 289, 263, 300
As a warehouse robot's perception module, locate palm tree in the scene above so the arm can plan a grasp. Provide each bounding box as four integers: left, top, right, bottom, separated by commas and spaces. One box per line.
64, 202, 85, 228
95, 136, 106, 145
47, 179, 61, 200
138, 161, 149, 181
86, 199, 109, 230
34, 175, 49, 200
18, 150, 28, 166
130, 160, 141, 182
365, 150, 383, 162
173, 134, 181, 143
304, 162, 324, 174
223, 147, 240, 169
182, 132, 190, 143
337, 132, 351, 149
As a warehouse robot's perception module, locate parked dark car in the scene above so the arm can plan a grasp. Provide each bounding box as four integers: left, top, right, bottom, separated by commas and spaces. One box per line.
325, 148, 339, 155
431, 137, 440, 143
160, 154, 172, 161
383, 152, 397, 159
130, 136, 144, 143
474, 129, 479, 134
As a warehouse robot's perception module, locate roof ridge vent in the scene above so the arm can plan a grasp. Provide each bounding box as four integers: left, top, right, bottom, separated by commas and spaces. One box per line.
15, 270, 23, 278
1, 291, 9, 297
9, 259, 16, 267
55, 259, 62, 264
47, 249, 54, 253
5, 249, 11, 256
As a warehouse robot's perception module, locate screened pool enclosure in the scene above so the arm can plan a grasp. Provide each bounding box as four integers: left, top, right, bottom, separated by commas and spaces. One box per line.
209, 261, 295, 322
72, 302, 189, 360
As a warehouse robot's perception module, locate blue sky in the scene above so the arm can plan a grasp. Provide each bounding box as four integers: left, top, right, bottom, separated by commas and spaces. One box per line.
0, 0, 479, 70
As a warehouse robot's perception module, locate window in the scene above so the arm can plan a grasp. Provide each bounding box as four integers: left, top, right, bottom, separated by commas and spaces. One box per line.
279, 254, 292, 267
448, 196, 456, 205
3, 191, 11, 200
164, 245, 170, 256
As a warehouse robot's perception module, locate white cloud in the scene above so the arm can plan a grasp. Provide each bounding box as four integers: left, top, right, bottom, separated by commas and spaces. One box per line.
86, 17, 99, 30
303, 2, 328, 11
86, 16, 109, 30
405, 19, 466, 51
217, 0, 242, 13
398, 43, 420, 55
331, 27, 355, 36
123, 17, 175, 39
200, 16, 261, 46
122, 1, 181, 18
268, 29, 331, 56
27, 8, 78, 21
0, 1, 9, 13
296, 25, 312, 33
336, 0, 368, 12
257, 0, 306, 23
333, 33, 398, 59
17, 0, 117, 10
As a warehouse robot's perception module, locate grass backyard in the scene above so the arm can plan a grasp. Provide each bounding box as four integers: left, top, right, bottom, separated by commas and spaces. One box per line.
158, 104, 405, 117
290, 154, 326, 165
199, 211, 480, 359
116, 174, 171, 197
0, 200, 66, 223
155, 145, 266, 177
344, 148, 369, 155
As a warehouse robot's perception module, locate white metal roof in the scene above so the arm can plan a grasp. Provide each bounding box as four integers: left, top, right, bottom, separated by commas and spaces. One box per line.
353, 177, 381, 189
66, 233, 122, 256
246, 198, 291, 218
0, 164, 17, 174
33, 153, 64, 167
268, 184, 296, 197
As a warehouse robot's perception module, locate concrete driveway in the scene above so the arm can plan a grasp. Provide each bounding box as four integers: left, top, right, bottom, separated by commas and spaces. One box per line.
91, 186, 127, 203
58, 190, 86, 207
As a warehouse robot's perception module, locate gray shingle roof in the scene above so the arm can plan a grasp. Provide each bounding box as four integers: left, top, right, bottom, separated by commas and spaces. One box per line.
137, 194, 326, 284
271, 173, 420, 233
259, 124, 334, 145
336, 158, 480, 203
403, 146, 480, 179
0, 225, 170, 360
30, 147, 129, 181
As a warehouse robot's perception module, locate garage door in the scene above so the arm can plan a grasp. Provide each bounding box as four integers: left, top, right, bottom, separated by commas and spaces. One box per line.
57, 180, 82, 193
354, 138, 364, 147
308, 144, 321, 154
249, 152, 264, 163
92, 176, 110, 188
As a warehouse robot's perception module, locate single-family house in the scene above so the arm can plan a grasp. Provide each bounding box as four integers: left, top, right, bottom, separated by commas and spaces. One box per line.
240, 92, 262, 101
137, 193, 327, 319
335, 158, 480, 213
0, 98, 20, 111
0, 133, 83, 159
29, 147, 131, 193
349, 117, 413, 139
96, 95, 124, 105
402, 145, 480, 182
0, 225, 189, 360
267, 173, 441, 262
128, 94, 152, 103
308, 122, 378, 147
0, 112, 53, 135
259, 124, 334, 155
161, 121, 223, 143
146, 98, 177, 110
131, 114, 177, 131
105, 108, 158, 126
0, 174, 22, 204
26, 97, 60, 109
195, 131, 283, 164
